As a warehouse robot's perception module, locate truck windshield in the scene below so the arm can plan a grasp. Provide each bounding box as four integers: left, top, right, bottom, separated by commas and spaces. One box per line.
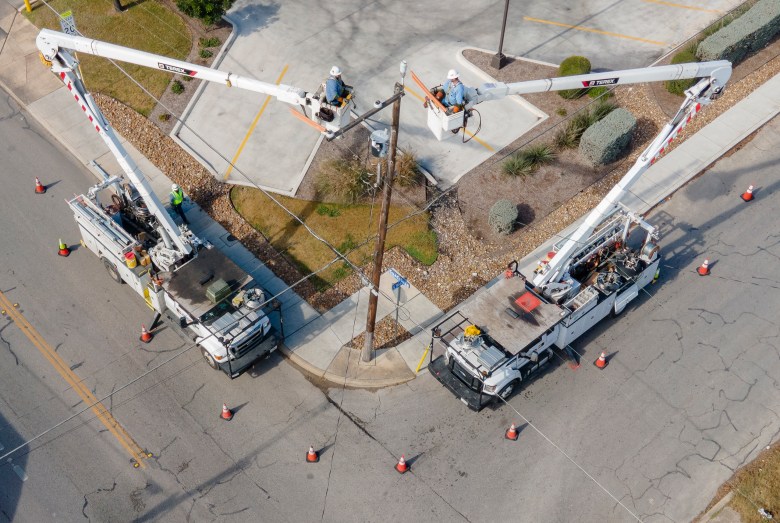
450, 359, 482, 392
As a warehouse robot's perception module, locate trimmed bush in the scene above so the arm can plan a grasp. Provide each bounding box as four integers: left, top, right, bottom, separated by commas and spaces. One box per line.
696, 0, 780, 64
578, 108, 637, 165
665, 47, 698, 95
555, 100, 617, 149
558, 56, 591, 99
177, 0, 234, 25
489, 200, 518, 235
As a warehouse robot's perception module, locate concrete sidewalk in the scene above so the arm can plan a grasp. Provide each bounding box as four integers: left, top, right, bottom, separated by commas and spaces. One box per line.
1, 3, 778, 394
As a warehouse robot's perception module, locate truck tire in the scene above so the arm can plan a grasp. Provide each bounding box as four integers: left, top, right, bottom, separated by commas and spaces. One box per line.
498, 379, 520, 401
201, 347, 219, 370
102, 258, 122, 284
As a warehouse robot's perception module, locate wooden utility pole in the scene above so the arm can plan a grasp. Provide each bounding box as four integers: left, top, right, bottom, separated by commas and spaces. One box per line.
362, 74, 405, 363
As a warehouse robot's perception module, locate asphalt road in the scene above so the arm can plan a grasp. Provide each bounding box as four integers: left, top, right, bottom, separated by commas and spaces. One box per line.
2, 76, 779, 522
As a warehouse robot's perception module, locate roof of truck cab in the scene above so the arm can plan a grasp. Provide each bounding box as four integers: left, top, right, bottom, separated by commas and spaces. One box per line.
457, 276, 566, 355
163, 247, 252, 318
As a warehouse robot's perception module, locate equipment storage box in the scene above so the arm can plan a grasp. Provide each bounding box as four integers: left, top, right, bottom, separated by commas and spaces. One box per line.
206, 278, 232, 304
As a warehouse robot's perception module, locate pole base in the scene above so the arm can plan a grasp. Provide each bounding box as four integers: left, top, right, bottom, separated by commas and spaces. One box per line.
491, 53, 508, 70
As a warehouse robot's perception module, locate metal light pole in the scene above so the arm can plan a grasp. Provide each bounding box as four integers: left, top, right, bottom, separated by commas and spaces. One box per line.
491, 0, 510, 70
362, 61, 406, 363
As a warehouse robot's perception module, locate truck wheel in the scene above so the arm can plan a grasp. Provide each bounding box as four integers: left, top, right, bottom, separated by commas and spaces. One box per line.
498, 380, 520, 401
201, 348, 219, 370
102, 258, 122, 284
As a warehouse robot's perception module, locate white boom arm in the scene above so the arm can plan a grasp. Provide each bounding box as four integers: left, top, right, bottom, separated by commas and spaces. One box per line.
469, 61, 732, 105
531, 63, 731, 289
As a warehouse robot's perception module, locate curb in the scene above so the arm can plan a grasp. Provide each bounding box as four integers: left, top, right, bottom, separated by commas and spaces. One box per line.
278, 343, 416, 389
697, 492, 736, 522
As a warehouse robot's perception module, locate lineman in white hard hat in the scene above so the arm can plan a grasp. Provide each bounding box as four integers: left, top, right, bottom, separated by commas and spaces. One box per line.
325, 65, 352, 105
169, 183, 188, 225
426, 69, 466, 114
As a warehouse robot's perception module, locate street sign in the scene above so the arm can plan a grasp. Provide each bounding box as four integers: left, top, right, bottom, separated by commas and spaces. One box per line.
59, 10, 77, 36
388, 268, 409, 290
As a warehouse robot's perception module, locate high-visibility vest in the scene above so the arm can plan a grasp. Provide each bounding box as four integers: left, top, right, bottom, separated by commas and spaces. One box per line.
171, 188, 183, 205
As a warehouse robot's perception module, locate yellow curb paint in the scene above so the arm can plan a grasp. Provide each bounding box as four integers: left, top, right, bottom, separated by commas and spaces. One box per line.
642, 0, 722, 13
224, 64, 289, 180
0, 291, 148, 468
523, 16, 667, 46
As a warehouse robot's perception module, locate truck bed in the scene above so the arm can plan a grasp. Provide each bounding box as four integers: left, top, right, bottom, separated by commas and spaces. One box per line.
457, 276, 566, 355
163, 247, 252, 318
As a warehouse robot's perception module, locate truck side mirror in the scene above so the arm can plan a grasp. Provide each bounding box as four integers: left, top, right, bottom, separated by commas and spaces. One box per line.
179, 317, 188, 328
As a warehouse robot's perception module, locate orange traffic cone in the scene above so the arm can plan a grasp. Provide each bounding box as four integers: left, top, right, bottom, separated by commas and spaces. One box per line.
594, 351, 607, 369
34, 177, 46, 194
57, 239, 70, 257
306, 446, 319, 463
220, 403, 233, 421
697, 259, 710, 276
505, 423, 519, 441
139, 324, 153, 343
395, 455, 409, 474
740, 185, 754, 202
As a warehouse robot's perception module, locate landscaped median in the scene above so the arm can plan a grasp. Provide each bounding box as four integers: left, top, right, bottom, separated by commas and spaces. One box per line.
25, 0, 191, 116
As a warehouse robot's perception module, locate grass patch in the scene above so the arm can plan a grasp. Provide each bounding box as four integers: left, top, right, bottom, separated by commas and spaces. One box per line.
503, 144, 556, 177
231, 187, 438, 290
727, 442, 780, 522
199, 36, 221, 48
25, 0, 191, 116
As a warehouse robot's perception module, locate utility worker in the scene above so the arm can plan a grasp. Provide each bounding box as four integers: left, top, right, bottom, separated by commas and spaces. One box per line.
169, 183, 189, 225
325, 66, 351, 105
441, 69, 465, 110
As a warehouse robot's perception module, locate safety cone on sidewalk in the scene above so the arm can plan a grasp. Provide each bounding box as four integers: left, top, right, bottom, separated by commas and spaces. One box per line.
220, 403, 233, 421
139, 324, 153, 343
594, 351, 608, 369
306, 446, 319, 463
395, 455, 409, 474
697, 259, 710, 276
57, 239, 70, 257
740, 185, 754, 202
34, 177, 46, 194
505, 423, 519, 441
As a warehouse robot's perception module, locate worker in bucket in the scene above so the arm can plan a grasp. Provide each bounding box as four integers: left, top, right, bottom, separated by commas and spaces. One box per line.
169, 183, 189, 225
325, 66, 352, 106
426, 69, 466, 114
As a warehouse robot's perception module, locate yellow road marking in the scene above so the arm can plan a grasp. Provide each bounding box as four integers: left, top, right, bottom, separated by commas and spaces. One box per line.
224, 64, 289, 180
523, 16, 667, 46
642, 0, 722, 13
0, 291, 148, 468
405, 86, 495, 152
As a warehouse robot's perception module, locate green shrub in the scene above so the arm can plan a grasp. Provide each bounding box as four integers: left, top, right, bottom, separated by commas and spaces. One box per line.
589, 100, 618, 122
502, 153, 534, 177
394, 150, 423, 187
171, 80, 185, 94
315, 158, 372, 203
489, 200, 519, 235
176, 0, 234, 25
696, 0, 780, 64
665, 47, 698, 96
558, 56, 592, 99
579, 108, 637, 165
554, 128, 578, 149
158, 113, 171, 122
555, 101, 616, 149
199, 37, 221, 48
587, 86, 612, 99
199, 49, 214, 59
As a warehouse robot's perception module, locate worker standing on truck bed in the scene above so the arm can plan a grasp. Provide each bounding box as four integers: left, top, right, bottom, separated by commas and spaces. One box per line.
169, 183, 189, 225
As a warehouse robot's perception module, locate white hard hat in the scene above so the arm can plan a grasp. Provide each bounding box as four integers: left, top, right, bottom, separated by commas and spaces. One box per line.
447, 69, 459, 80
171, 183, 180, 191
330, 65, 341, 76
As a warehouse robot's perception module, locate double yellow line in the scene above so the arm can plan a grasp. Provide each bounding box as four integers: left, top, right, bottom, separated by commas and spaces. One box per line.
0, 291, 149, 468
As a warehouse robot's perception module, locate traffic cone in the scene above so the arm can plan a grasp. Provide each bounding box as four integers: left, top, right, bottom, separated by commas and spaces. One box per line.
505, 423, 519, 441
306, 446, 319, 463
697, 259, 710, 276
34, 177, 46, 194
594, 351, 607, 369
220, 403, 233, 421
740, 185, 754, 202
57, 239, 70, 257
395, 455, 409, 474
139, 324, 153, 343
